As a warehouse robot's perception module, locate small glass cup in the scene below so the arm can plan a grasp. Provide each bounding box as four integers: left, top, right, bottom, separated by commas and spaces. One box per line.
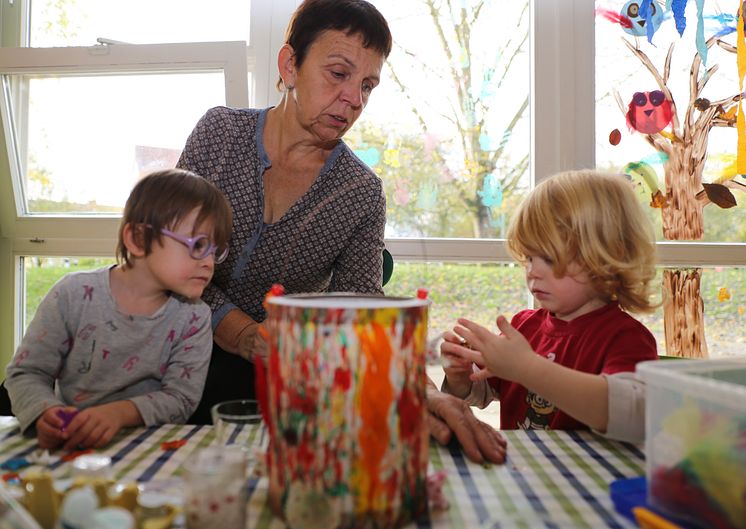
183, 446, 247, 529
211, 399, 262, 446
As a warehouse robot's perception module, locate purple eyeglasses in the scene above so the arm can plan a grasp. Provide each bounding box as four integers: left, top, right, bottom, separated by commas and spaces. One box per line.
160, 228, 229, 264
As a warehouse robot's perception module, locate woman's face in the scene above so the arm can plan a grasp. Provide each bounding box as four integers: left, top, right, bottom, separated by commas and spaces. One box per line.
287, 29, 384, 142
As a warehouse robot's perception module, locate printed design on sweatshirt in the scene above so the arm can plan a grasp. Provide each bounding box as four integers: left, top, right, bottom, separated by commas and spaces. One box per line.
77, 323, 96, 341
181, 325, 199, 340
14, 349, 30, 366
83, 285, 94, 301
182, 326, 199, 340
520, 392, 555, 430
61, 336, 75, 356
105, 320, 118, 332
73, 391, 92, 403
77, 338, 94, 374
518, 351, 557, 430
122, 355, 140, 372
180, 366, 194, 379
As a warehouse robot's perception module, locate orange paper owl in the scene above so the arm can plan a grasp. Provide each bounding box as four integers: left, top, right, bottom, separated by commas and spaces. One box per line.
626, 90, 673, 134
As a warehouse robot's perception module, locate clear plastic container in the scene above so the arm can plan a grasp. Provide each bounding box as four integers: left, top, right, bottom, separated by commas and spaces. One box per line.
637, 358, 746, 529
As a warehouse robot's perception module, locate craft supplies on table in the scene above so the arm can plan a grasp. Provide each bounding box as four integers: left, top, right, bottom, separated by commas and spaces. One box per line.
638, 358, 746, 529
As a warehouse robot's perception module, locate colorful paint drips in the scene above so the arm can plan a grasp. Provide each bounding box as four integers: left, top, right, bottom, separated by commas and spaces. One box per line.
264, 294, 430, 529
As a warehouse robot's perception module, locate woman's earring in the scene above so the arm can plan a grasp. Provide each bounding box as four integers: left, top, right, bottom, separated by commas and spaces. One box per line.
610, 292, 618, 301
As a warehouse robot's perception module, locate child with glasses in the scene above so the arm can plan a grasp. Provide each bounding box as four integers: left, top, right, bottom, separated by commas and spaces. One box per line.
5, 169, 232, 449
441, 170, 658, 441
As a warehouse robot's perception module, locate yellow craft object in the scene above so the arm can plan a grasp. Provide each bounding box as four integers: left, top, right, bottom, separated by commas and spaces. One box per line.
685, 437, 746, 528
20, 471, 179, 529
718, 287, 731, 302
657, 130, 680, 142
633, 507, 684, 529
737, 0, 746, 173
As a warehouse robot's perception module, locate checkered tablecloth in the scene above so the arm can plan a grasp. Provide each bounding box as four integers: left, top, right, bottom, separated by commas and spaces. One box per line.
0, 417, 641, 528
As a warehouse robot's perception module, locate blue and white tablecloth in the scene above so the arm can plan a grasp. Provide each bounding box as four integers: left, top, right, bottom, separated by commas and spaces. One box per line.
0, 418, 641, 528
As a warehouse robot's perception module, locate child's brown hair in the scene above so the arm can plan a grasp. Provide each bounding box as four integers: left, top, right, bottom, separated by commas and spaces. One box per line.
116, 169, 232, 267
507, 169, 657, 313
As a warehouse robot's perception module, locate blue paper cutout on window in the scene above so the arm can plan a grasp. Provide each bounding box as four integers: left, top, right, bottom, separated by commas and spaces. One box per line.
478, 172, 503, 208
672, 0, 688, 36
354, 147, 381, 168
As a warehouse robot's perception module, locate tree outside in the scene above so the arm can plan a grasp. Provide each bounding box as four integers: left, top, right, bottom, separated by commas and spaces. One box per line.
350, 0, 531, 239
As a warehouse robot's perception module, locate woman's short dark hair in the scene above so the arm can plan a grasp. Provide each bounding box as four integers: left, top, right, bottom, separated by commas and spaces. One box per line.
116, 168, 233, 268
278, 0, 392, 89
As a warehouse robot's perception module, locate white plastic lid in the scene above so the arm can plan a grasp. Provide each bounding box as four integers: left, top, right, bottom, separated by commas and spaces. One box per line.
268, 292, 429, 309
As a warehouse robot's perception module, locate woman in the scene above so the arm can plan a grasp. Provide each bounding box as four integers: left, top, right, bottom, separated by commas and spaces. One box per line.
178, 0, 506, 465
178, 0, 390, 424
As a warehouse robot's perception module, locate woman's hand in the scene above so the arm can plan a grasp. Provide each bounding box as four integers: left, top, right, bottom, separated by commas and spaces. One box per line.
445, 315, 537, 385
426, 384, 507, 464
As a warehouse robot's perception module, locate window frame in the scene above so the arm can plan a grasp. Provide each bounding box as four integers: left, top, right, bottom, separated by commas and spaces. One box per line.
0, 0, 297, 361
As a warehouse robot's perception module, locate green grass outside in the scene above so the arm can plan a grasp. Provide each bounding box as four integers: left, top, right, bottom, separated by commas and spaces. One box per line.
23, 260, 745, 357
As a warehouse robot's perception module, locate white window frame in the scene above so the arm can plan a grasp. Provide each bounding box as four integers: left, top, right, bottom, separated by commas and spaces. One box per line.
0, 0, 298, 361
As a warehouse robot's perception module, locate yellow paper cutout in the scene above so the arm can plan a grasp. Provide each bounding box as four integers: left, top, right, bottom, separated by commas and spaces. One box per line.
737, 1, 746, 173
717, 287, 731, 302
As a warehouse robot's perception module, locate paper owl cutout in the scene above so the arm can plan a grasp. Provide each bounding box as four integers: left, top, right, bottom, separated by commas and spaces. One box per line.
621, 1, 664, 37
626, 90, 673, 134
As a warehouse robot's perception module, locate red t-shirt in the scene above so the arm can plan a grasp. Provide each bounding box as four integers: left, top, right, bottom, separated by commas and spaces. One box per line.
488, 303, 657, 430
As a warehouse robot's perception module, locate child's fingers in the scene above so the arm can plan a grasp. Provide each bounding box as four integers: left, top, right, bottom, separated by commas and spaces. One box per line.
93, 427, 116, 449
441, 350, 471, 365
441, 340, 483, 364
451, 325, 486, 355
470, 367, 492, 381
64, 420, 96, 451
456, 318, 495, 343
440, 331, 464, 345
494, 315, 521, 339
37, 419, 64, 445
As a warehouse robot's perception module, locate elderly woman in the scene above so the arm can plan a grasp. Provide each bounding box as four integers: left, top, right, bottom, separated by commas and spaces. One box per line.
178, 0, 506, 465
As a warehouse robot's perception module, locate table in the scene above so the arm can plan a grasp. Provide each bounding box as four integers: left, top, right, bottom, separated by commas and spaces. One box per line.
0, 417, 641, 528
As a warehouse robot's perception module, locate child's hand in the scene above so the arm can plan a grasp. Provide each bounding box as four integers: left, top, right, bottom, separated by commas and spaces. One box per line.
441, 330, 477, 374
438, 330, 484, 399
61, 403, 125, 450
36, 406, 75, 449
447, 315, 536, 384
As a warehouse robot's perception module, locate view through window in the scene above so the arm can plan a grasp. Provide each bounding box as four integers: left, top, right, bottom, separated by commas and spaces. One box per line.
349, 0, 531, 240
595, 0, 746, 358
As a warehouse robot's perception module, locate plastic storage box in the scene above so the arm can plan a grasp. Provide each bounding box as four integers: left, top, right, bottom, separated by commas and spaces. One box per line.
637, 359, 746, 529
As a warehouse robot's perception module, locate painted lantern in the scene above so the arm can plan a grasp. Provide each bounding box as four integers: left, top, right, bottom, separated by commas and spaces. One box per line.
263, 294, 430, 529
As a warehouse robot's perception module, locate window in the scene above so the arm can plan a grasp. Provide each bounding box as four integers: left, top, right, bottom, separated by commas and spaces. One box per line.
0, 0, 614, 362
350, 0, 531, 241
595, 0, 746, 357
1, 44, 249, 214
0, 0, 298, 357
3, 0, 741, 365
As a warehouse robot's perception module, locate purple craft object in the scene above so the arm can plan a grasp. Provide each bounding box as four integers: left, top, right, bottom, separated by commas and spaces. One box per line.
56, 409, 78, 430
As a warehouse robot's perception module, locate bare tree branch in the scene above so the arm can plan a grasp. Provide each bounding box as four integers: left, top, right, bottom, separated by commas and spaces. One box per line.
663, 43, 674, 84
622, 38, 682, 134
488, 95, 529, 166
